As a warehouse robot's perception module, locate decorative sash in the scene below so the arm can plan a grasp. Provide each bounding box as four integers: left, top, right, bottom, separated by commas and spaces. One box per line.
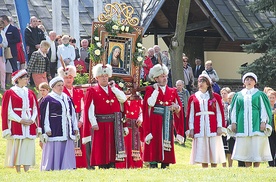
125, 118, 141, 160
153, 105, 173, 151
96, 113, 126, 161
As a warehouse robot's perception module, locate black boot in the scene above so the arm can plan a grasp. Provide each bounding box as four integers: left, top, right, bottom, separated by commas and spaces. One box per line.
99, 164, 108, 169
149, 162, 158, 168
161, 163, 169, 169
108, 162, 115, 168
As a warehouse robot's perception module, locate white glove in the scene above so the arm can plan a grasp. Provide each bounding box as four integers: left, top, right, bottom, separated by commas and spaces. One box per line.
40, 133, 49, 144
175, 134, 184, 144
123, 127, 129, 136
145, 133, 153, 145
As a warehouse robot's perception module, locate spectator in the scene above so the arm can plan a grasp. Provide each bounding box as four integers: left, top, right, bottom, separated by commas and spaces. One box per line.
0, 20, 8, 91
162, 50, 172, 87
57, 35, 75, 68
153, 45, 170, 67
40, 76, 79, 171
79, 39, 89, 72
226, 92, 236, 167
175, 80, 190, 145
46, 31, 58, 78
220, 87, 232, 167
182, 55, 194, 94
27, 40, 51, 88
37, 82, 50, 105
267, 90, 276, 167
229, 72, 272, 167
69, 37, 80, 61
55, 35, 62, 45
24, 16, 45, 61
8, 16, 26, 69
142, 48, 154, 81
202, 60, 220, 94
192, 58, 204, 78
0, 15, 21, 72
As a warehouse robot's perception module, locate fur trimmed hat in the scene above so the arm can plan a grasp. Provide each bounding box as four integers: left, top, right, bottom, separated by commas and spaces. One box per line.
58, 65, 77, 78
49, 76, 64, 88
198, 74, 212, 84
242, 72, 257, 83
12, 69, 28, 84
92, 64, 112, 78
148, 64, 169, 81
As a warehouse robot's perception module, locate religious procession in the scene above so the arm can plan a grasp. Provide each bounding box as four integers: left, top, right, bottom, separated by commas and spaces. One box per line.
0, 1, 275, 178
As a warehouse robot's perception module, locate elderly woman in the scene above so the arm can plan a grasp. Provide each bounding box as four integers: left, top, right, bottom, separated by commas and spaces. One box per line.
229, 72, 272, 167
0, 20, 8, 91
57, 35, 76, 68
40, 76, 79, 171
27, 40, 51, 88
1, 69, 40, 172
202, 60, 220, 94
187, 74, 226, 168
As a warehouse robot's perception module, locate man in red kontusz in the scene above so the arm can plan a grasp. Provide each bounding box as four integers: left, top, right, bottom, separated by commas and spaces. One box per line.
143, 64, 184, 169
82, 64, 127, 169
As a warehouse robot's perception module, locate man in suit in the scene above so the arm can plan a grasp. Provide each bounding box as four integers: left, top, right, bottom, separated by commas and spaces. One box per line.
0, 15, 21, 72
192, 58, 205, 78
46, 31, 58, 78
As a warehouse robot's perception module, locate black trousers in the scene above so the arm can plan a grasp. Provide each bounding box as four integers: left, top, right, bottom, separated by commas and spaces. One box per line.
268, 130, 276, 167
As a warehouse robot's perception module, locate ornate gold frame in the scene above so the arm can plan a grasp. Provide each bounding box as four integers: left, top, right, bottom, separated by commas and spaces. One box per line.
89, 2, 143, 90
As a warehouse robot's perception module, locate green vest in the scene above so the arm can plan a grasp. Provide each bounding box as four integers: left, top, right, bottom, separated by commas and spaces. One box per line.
230, 90, 272, 136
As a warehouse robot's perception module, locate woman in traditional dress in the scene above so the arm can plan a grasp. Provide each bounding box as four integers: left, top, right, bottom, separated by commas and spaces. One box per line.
40, 76, 79, 171
187, 74, 226, 168
1, 69, 40, 172
229, 72, 272, 167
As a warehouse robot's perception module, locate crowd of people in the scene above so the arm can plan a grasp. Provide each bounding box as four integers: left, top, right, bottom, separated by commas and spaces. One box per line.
0, 15, 275, 173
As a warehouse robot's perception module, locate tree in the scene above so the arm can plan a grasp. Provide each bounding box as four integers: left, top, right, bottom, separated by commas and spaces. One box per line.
169, 0, 191, 85
240, 0, 276, 87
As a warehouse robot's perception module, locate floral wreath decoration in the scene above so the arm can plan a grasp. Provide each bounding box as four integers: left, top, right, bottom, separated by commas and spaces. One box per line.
89, 20, 145, 67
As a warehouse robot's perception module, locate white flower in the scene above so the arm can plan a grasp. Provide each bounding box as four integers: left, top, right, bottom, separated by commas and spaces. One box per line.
94, 36, 99, 41
137, 56, 143, 62
120, 25, 125, 31
137, 43, 142, 47
118, 82, 124, 88
125, 26, 129, 32
96, 42, 102, 48
112, 25, 119, 30
138, 49, 143, 53
94, 49, 101, 56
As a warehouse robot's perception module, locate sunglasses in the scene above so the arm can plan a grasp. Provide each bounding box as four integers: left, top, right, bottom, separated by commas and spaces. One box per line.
183, 61, 188, 62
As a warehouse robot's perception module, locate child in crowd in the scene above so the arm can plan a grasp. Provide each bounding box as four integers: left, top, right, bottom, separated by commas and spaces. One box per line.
220, 87, 231, 167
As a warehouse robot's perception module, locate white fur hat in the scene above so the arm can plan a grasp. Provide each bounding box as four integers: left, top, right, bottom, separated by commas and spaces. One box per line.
242, 72, 257, 83
92, 64, 112, 78
148, 64, 169, 81
12, 69, 28, 84
198, 74, 212, 84
49, 76, 64, 88
58, 65, 77, 78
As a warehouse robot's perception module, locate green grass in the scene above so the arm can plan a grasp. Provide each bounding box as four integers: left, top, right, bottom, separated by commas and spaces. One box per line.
0, 106, 276, 181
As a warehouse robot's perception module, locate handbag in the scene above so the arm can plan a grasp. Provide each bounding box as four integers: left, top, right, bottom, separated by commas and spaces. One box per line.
4, 47, 13, 59
212, 82, 221, 94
